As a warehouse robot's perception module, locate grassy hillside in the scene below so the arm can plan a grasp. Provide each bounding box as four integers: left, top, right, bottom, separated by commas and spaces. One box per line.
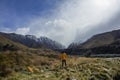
81, 29, 120, 49
0, 35, 28, 51
82, 33, 114, 49
0, 49, 60, 76
66, 30, 120, 56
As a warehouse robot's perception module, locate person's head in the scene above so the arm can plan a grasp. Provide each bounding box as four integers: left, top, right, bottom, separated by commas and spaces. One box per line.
61, 51, 66, 54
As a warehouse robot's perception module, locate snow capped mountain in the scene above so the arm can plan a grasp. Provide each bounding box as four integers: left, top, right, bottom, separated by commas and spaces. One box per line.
0, 32, 65, 49
37, 37, 65, 49
25, 35, 38, 42
68, 43, 79, 49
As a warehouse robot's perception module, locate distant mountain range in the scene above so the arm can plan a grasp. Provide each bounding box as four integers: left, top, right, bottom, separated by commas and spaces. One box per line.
0, 32, 65, 50
0, 29, 120, 56
67, 29, 120, 56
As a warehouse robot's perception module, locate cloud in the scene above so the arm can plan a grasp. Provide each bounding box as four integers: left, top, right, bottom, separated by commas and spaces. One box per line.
15, 0, 120, 47
58, 0, 120, 43
59, 0, 120, 30
16, 27, 30, 35
27, 18, 76, 46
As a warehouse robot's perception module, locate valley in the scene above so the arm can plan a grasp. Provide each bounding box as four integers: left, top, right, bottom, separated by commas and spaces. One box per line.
0, 29, 120, 80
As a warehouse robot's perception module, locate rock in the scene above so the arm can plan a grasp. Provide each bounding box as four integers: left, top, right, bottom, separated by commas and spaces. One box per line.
66, 77, 71, 80
45, 75, 49, 78
70, 69, 76, 73
72, 79, 77, 80
41, 70, 44, 73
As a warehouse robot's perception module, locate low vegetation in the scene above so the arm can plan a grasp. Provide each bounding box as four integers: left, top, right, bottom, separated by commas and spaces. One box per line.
0, 51, 120, 80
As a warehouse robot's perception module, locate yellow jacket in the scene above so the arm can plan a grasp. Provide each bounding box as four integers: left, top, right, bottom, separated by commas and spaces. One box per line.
61, 53, 67, 60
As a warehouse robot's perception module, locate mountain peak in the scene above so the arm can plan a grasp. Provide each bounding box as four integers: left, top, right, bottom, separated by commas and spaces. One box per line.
0, 32, 65, 50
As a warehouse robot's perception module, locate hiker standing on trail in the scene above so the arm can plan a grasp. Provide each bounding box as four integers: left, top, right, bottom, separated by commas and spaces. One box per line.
61, 52, 67, 67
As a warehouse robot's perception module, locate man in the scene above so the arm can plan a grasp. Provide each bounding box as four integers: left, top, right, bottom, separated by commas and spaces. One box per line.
61, 52, 67, 67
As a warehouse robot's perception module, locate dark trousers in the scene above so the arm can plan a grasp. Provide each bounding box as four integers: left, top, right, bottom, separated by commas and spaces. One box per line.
62, 60, 66, 67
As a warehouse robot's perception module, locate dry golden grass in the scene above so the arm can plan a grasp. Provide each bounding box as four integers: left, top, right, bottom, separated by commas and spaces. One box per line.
0, 50, 120, 80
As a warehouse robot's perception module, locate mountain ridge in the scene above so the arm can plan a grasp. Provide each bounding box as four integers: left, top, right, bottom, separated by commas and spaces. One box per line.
0, 32, 65, 50
81, 29, 120, 49
0, 34, 28, 51
66, 29, 120, 56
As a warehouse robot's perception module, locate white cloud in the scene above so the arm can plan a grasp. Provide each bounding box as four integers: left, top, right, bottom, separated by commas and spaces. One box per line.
59, 0, 119, 28
26, 19, 76, 46
16, 0, 120, 47
16, 27, 30, 35
57, 0, 120, 43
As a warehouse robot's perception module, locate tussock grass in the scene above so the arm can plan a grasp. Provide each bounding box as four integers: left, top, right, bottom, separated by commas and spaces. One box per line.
0, 53, 120, 80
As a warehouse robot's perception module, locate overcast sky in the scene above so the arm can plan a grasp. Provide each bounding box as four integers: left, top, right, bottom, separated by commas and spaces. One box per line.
0, 0, 120, 47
